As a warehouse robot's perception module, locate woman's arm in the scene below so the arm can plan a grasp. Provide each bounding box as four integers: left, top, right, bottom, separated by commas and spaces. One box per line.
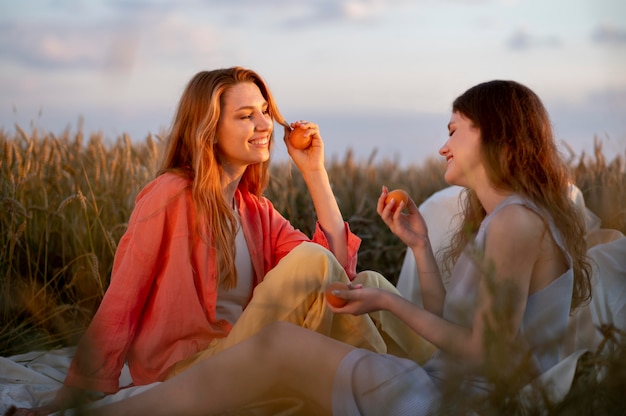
377, 187, 446, 315
285, 121, 348, 266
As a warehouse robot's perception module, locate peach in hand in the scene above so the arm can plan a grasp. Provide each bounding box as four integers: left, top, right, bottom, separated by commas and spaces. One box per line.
288, 126, 312, 150
384, 189, 409, 212
325, 281, 349, 308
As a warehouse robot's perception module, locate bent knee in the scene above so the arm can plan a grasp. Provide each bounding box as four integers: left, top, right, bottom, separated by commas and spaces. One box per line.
277, 242, 346, 283
353, 271, 397, 291
289, 242, 333, 259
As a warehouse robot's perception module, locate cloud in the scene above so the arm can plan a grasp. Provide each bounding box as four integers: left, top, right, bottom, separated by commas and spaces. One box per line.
315, 0, 412, 21
0, 20, 134, 69
506, 27, 561, 50
592, 22, 626, 45
108, 0, 413, 26
0, 0, 415, 71
0, 14, 220, 71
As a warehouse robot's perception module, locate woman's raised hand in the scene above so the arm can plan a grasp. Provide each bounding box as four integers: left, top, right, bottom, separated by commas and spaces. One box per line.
377, 186, 430, 250
284, 120, 325, 172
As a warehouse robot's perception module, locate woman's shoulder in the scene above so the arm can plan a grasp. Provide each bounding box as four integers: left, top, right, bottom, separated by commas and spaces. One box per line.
486, 202, 546, 253
490, 202, 544, 233
132, 172, 193, 217
137, 172, 191, 201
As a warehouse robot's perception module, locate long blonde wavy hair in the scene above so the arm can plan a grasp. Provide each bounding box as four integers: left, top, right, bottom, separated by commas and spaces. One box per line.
441, 80, 592, 311
159, 67, 289, 289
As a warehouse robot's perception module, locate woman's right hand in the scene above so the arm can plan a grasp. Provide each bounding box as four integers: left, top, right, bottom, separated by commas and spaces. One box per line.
377, 186, 430, 249
327, 285, 389, 316
284, 120, 325, 173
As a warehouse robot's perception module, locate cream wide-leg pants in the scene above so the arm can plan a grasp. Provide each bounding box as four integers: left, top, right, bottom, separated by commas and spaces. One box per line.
166, 242, 435, 379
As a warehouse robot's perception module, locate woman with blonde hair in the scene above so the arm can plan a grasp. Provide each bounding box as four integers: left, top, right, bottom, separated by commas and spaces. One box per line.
14, 67, 429, 416
69, 79, 592, 416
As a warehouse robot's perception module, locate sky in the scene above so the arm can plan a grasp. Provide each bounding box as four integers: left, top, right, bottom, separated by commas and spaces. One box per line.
1, 0, 625, 167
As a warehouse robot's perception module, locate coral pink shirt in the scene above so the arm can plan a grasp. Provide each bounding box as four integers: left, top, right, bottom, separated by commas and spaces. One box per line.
64, 173, 361, 393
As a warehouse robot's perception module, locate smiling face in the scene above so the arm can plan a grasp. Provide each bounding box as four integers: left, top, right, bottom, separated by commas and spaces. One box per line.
439, 111, 486, 189
215, 82, 273, 177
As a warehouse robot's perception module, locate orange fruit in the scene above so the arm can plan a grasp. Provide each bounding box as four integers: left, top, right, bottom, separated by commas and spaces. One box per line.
288, 126, 312, 150
385, 189, 409, 211
325, 281, 348, 308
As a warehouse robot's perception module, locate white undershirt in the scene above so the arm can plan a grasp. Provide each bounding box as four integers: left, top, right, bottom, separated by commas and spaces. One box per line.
215, 212, 254, 325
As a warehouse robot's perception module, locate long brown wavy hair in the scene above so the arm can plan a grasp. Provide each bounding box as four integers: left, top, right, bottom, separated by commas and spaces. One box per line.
159, 67, 289, 289
442, 80, 591, 311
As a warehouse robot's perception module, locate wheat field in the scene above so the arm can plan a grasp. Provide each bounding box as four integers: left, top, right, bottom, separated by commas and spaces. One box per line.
1, 126, 625, 414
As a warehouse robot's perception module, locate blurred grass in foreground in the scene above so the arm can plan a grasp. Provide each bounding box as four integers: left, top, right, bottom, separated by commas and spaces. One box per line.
1, 126, 625, 414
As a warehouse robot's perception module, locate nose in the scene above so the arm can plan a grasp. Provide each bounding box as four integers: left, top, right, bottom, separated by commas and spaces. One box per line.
255, 112, 272, 131
439, 141, 449, 157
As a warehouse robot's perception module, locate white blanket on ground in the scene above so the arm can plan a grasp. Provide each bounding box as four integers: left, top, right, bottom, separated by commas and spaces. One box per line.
0, 346, 169, 414
0, 347, 144, 414
0, 348, 72, 412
